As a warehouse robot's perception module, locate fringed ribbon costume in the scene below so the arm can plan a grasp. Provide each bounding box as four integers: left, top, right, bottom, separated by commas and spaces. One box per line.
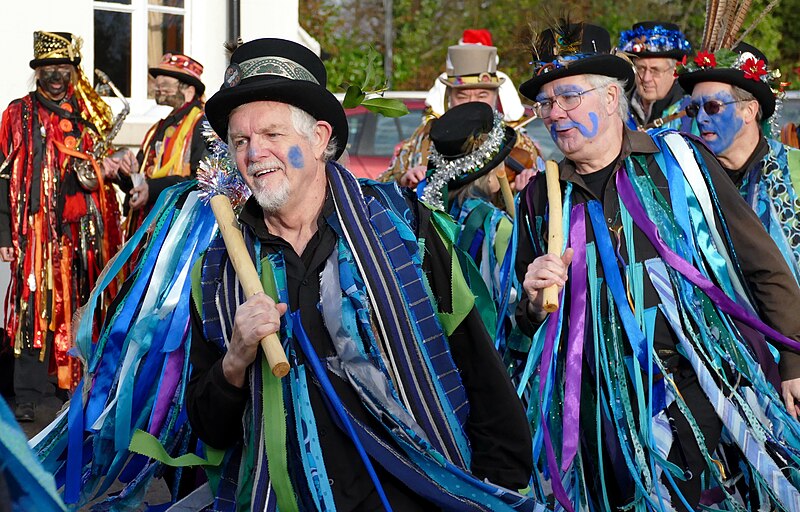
188, 163, 537, 511
0, 87, 121, 390
515, 128, 800, 511
726, 137, 800, 282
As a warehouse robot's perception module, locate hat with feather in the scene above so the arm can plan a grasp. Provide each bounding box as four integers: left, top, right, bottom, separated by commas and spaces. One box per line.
519, 21, 634, 100
676, 1, 786, 119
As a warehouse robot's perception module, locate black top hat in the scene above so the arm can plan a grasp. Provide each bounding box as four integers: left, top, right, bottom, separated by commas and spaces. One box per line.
519, 23, 634, 101
618, 21, 691, 60
30, 31, 82, 69
421, 102, 516, 209
205, 38, 348, 159
149, 53, 206, 96
677, 42, 776, 119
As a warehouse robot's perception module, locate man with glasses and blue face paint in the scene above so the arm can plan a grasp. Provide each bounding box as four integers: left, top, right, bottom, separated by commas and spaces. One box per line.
515, 21, 800, 512
678, 43, 800, 282
618, 21, 693, 131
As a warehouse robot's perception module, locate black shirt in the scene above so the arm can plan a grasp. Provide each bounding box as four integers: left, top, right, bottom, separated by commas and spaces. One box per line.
186, 188, 533, 510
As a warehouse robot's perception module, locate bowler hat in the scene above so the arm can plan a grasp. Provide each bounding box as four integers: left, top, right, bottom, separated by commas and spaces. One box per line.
519, 23, 634, 101
205, 38, 348, 158
619, 21, 691, 60
30, 31, 81, 69
149, 53, 206, 96
677, 42, 776, 119
421, 102, 516, 209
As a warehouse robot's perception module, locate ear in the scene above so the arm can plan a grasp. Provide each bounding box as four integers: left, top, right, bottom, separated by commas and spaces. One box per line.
312, 120, 333, 160
742, 99, 760, 125
605, 84, 620, 116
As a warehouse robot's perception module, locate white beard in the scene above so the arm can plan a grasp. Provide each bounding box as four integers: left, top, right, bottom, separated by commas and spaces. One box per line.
251, 177, 290, 213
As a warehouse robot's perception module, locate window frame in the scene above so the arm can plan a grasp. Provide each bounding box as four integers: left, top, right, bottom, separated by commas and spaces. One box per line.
93, 0, 191, 100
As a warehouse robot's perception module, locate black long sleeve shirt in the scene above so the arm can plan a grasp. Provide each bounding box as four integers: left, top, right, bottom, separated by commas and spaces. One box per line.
187, 189, 533, 511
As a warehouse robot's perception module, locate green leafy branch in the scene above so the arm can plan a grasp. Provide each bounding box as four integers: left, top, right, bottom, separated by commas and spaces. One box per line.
340, 46, 410, 118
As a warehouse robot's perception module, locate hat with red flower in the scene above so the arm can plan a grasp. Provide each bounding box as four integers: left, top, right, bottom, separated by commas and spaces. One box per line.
677, 42, 781, 119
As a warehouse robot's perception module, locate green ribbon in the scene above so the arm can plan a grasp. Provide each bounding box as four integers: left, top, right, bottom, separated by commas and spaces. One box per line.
128, 429, 224, 467
259, 257, 300, 512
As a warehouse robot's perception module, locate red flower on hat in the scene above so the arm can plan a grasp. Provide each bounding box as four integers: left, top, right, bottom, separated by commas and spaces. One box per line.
741, 57, 767, 81
694, 51, 716, 68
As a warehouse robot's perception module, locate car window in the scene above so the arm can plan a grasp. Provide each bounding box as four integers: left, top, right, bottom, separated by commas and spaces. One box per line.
346, 113, 366, 153
368, 111, 424, 156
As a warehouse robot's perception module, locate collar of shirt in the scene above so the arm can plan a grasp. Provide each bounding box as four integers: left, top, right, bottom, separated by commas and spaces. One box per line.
237, 188, 336, 250
725, 135, 769, 186
558, 126, 659, 194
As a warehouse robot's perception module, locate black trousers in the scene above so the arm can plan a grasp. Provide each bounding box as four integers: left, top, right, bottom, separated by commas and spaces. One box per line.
13, 341, 51, 405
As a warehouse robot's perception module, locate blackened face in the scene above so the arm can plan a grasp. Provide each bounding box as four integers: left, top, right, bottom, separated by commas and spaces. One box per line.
37, 64, 74, 101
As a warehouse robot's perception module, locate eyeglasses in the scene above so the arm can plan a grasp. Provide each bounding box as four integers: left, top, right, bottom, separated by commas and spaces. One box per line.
634, 65, 674, 78
685, 99, 747, 118
534, 87, 600, 118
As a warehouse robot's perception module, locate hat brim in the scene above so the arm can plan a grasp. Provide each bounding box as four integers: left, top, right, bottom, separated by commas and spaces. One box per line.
205, 76, 348, 160
438, 76, 505, 90
678, 69, 775, 119
625, 50, 688, 60
149, 67, 206, 96
519, 55, 635, 100
30, 57, 80, 69
430, 126, 518, 190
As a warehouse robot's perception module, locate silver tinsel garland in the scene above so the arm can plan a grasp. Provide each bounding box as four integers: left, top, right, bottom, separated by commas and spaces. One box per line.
421, 111, 506, 210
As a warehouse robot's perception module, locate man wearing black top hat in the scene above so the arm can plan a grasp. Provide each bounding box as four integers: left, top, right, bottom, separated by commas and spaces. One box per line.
103, 53, 209, 239
184, 38, 535, 511
515, 21, 800, 512
678, 43, 800, 282
619, 21, 693, 130
0, 31, 122, 421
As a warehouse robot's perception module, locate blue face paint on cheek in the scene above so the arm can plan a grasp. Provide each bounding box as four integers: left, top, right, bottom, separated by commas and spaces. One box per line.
549, 112, 600, 140
288, 145, 304, 169
695, 93, 743, 154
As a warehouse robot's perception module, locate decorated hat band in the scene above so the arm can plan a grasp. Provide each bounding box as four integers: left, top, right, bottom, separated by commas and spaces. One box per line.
422, 110, 505, 210
677, 48, 784, 90
225, 56, 318, 88
533, 53, 599, 77
444, 72, 502, 86
619, 25, 691, 55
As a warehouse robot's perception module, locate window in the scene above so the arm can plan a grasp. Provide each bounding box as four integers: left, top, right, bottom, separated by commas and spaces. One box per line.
93, 0, 190, 99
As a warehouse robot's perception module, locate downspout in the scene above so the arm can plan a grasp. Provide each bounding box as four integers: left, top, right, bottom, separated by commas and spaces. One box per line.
228, 0, 241, 46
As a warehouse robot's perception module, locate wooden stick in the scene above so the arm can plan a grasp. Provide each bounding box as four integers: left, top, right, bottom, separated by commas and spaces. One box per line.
542, 160, 563, 313
209, 195, 291, 378
497, 168, 516, 219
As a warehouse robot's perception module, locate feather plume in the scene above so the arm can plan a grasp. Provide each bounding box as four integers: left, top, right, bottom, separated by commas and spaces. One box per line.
702, 0, 719, 49
530, 14, 582, 61
735, 0, 780, 47
727, 0, 754, 46
708, 0, 727, 51
223, 38, 243, 57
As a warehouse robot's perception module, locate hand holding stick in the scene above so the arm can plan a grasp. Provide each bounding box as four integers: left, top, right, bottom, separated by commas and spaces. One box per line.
542, 160, 563, 313
198, 155, 290, 378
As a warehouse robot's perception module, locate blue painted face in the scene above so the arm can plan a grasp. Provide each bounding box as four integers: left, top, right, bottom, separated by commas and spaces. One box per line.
287, 145, 304, 169
692, 90, 743, 155
538, 84, 600, 143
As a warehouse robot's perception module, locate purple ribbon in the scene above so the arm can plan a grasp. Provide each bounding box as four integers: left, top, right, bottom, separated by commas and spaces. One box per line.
538, 273, 575, 511
616, 170, 800, 353
561, 203, 587, 471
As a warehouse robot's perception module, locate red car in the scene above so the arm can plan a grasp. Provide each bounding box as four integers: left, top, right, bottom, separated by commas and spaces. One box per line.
343, 96, 427, 179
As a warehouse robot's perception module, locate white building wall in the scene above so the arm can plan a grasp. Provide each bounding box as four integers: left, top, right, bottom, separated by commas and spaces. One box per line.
0, 0, 317, 316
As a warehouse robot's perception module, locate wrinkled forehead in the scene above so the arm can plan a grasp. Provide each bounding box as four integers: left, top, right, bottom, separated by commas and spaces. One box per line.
690, 81, 735, 99
633, 56, 677, 69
